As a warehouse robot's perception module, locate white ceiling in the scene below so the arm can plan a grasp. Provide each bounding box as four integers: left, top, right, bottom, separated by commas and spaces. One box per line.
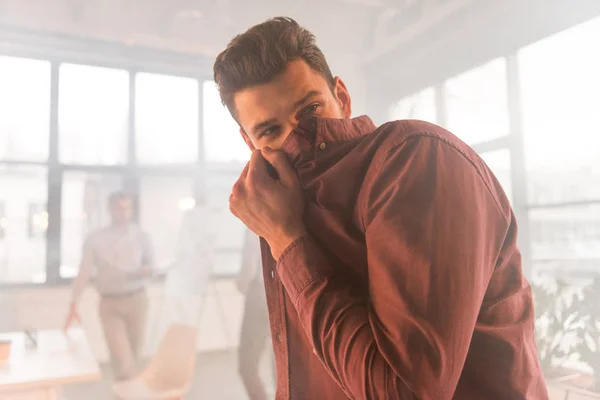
0, 0, 387, 59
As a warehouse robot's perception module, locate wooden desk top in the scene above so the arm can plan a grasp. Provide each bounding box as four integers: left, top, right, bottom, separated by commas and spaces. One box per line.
0, 329, 101, 392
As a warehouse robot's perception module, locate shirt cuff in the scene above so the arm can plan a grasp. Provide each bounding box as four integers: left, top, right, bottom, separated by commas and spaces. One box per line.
276, 235, 333, 304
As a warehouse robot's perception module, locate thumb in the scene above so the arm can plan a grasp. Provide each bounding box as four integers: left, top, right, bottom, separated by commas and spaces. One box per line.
261, 148, 297, 186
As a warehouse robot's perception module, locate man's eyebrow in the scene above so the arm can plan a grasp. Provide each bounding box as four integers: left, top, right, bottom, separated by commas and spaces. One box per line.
252, 118, 278, 135
293, 90, 322, 109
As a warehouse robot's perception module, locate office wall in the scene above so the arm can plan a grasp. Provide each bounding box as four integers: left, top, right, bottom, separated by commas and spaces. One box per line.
330, 56, 367, 118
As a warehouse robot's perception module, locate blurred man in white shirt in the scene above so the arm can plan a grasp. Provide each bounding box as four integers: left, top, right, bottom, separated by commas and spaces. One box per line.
65, 192, 155, 380
172, 201, 215, 300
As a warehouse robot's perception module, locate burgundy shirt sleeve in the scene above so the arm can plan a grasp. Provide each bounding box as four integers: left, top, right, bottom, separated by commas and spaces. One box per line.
276, 135, 510, 399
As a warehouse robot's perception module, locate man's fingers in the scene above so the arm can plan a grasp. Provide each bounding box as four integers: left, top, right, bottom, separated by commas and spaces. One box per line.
232, 162, 250, 190
247, 149, 273, 187
261, 147, 297, 186
249, 149, 270, 177
248, 149, 266, 174
229, 189, 246, 220
240, 161, 250, 179
231, 179, 246, 200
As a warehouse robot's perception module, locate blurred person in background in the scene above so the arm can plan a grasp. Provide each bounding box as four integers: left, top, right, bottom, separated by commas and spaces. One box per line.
236, 229, 274, 400
162, 198, 216, 326
64, 191, 155, 381
172, 198, 216, 306
215, 17, 548, 399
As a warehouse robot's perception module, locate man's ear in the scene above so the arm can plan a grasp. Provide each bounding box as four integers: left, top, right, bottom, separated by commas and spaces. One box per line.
333, 77, 352, 118
240, 128, 256, 151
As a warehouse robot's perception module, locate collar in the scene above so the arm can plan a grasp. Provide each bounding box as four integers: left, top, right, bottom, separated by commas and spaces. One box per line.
281, 115, 377, 165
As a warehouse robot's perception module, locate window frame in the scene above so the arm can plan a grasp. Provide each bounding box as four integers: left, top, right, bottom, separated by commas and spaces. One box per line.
134, 72, 202, 165
0, 53, 213, 288
6, 16, 600, 286
57, 63, 131, 166
384, 47, 600, 279
0, 55, 52, 163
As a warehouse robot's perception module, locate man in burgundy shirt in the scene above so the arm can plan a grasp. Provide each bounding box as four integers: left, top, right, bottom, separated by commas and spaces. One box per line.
215, 17, 548, 399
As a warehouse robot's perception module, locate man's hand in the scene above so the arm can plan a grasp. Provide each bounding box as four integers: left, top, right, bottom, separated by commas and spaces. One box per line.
64, 303, 81, 331
229, 148, 306, 260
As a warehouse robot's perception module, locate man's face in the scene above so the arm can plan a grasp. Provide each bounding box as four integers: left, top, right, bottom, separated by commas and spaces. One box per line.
110, 198, 133, 226
233, 59, 352, 151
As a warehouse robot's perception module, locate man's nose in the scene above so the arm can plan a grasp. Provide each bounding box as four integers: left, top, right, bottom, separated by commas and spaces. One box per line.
268, 122, 296, 149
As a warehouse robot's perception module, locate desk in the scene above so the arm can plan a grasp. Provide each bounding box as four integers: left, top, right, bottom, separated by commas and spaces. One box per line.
0, 329, 101, 399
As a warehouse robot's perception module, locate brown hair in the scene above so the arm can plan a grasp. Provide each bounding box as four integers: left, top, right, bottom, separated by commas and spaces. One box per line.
213, 17, 335, 118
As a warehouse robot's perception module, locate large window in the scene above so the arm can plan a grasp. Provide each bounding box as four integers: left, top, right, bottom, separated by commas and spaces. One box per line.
445, 58, 509, 146
135, 73, 199, 164
60, 172, 124, 278
519, 16, 600, 206
480, 149, 512, 204
59, 64, 129, 165
0, 53, 212, 285
519, 16, 600, 279
203, 80, 250, 164
0, 166, 47, 283
0, 56, 50, 161
530, 204, 600, 274
12, 16, 599, 286
388, 87, 436, 123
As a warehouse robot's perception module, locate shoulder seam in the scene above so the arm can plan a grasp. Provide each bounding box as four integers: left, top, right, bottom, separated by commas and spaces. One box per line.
362, 129, 509, 228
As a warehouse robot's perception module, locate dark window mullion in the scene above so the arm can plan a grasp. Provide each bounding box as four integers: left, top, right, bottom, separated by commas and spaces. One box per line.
46, 61, 61, 283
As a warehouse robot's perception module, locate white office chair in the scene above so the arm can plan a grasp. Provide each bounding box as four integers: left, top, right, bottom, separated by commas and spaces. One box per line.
112, 324, 198, 400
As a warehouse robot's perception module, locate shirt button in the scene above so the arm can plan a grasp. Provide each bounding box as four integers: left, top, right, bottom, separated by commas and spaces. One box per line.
275, 333, 281, 343
270, 269, 275, 279
319, 142, 327, 150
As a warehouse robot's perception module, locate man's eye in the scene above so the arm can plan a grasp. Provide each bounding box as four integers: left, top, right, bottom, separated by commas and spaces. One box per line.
300, 104, 319, 116
261, 126, 280, 137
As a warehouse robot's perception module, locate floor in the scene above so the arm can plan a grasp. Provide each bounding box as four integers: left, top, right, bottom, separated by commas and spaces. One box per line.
63, 350, 275, 400
9, 349, 585, 400
42, 349, 581, 400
